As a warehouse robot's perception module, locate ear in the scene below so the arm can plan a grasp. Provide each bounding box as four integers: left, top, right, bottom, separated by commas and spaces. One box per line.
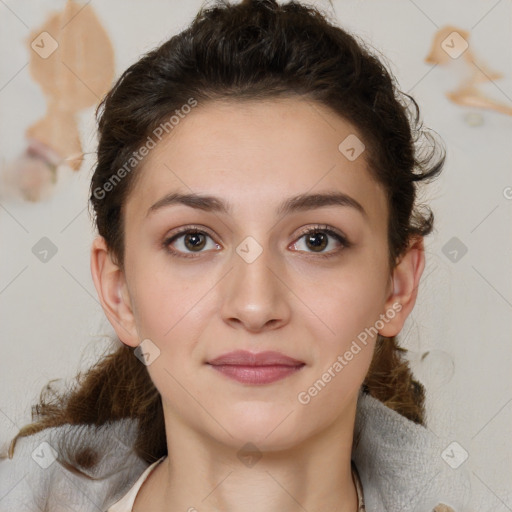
90, 235, 139, 347
378, 236, 426, 337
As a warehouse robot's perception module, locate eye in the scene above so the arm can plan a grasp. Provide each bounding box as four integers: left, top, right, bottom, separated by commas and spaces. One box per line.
163, 226, 220, 258
290, 225, 350, 258
163, 224, 350, 259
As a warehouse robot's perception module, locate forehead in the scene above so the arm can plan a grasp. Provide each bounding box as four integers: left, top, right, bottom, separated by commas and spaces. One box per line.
124, 98, 387, 230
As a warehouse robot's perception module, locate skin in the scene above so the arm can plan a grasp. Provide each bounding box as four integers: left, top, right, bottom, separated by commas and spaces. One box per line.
91, 97, 425, 512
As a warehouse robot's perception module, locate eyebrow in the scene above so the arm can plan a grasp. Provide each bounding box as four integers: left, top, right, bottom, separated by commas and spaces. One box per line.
146, 191, 368, 220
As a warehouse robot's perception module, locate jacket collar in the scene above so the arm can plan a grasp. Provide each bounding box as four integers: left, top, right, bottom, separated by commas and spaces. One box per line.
352, 390, 472, 511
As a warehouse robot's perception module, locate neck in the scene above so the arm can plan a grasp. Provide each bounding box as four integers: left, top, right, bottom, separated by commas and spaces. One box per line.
134, 399, 360, 512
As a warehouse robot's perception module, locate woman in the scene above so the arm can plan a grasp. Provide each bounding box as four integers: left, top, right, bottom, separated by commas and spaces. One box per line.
0, 1, 473, 510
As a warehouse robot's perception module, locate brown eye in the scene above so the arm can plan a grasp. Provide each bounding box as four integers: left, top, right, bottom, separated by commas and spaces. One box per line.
163, 228, 220, 258
304, 231, 329, 252
291, 225, 350, 258
183, 232, 207, 251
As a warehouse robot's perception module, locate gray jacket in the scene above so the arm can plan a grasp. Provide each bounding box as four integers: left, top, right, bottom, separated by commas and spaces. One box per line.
0, 391, 474, 511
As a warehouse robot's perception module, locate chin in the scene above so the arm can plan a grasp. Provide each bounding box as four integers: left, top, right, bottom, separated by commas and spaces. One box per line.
220, 428, 306, 455
213, 406, 311, 452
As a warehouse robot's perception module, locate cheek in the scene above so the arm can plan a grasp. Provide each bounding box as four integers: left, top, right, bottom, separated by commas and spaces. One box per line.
313, 268, 387, 342
128, 246, 181, 323
300, 265, 387, 390
296, 278, 381, 412
128, 257, 214, 354
131, 273, 175, 338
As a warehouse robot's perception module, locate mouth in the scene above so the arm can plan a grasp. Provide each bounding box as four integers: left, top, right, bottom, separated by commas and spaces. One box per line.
206, 350, 305, 385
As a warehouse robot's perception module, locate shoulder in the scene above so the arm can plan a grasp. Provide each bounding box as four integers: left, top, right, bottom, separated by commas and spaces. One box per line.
0, 418, 150, 511
353, 391, 474, 512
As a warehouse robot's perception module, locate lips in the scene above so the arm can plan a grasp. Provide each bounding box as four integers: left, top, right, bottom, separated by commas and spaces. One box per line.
207, 350, 305, 385
207, 350, 304, 367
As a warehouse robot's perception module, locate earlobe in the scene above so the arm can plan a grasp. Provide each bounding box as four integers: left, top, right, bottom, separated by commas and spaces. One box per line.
90, 235, 139, 347
378, 237, 426, 337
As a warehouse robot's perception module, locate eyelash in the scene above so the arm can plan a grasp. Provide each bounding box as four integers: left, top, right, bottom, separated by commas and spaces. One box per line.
162, 224, 351, 260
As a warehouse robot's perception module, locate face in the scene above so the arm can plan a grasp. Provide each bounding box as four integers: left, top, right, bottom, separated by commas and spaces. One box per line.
92, 97, 422, 452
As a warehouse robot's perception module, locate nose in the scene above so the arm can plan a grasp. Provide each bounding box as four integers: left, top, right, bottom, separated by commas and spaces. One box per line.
220, 243, 291, 333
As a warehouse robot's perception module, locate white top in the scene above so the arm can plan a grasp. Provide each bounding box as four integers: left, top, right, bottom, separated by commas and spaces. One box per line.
106, 456, 366, 511
107, 456, 166, 511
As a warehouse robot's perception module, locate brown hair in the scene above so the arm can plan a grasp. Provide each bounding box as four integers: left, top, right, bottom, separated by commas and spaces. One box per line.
6, 0, 444, 474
